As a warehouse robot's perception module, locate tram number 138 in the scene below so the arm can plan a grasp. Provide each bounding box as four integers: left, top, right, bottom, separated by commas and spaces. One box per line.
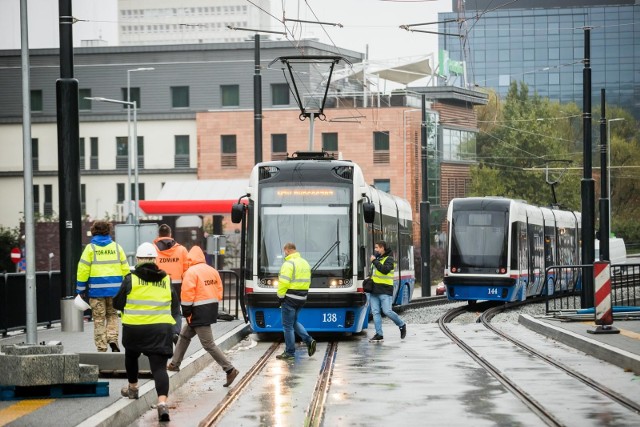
322, 313, 338, 323
487, 288, 499, 296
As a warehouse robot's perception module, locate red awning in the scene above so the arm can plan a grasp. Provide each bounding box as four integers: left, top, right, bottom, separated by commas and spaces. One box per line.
138, 179, 249, 216
138, 200, 238, 215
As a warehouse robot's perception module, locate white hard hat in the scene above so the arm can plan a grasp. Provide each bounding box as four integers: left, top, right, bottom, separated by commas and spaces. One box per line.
136, 242, 158, 258
74, 294, 91, 311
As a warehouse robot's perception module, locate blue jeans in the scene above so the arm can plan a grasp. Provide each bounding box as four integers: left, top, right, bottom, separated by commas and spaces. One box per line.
369, 293, 405, 337
281, 302, 313, 356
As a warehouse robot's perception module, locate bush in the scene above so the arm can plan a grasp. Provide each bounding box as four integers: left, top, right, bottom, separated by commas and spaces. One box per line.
414, 245, 446, 286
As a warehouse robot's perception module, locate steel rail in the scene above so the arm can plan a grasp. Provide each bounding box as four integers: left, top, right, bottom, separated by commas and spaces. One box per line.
304, 341, 338, 427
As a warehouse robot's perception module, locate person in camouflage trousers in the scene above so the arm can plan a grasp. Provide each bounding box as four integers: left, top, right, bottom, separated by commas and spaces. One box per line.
76, 221, 131, 352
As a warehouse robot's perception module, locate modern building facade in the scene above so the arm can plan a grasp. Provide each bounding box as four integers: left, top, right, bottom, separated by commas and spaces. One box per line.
0, 40, 485, 248
438, 0, 640, 118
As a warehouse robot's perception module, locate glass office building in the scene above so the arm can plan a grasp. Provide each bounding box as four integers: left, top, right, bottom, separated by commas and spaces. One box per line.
438, 0, 639, 118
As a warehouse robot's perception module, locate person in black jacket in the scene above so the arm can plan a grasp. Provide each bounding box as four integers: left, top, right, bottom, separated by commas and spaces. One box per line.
113, 242, 180, 422
368, 241, 407, 343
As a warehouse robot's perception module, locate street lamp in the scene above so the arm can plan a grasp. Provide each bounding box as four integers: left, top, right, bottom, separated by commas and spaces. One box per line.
607, 117, 624, 231
127, 68, 154, 224
84, 96, 139, 248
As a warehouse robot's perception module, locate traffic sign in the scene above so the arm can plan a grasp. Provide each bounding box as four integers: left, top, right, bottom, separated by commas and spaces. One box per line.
10, 247, 21, 264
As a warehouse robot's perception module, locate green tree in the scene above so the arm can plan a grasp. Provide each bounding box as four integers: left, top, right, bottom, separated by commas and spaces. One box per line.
471, 82, 581, 209
0, 225, 20, 273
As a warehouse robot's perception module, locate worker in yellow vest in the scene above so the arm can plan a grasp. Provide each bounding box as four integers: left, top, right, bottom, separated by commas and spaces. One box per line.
368, 241, 406, 343
113, 242, 179, 422
76, 220, 130, 352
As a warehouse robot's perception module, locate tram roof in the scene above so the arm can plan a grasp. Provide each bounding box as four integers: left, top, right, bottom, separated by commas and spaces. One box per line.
139, 179, 248, 215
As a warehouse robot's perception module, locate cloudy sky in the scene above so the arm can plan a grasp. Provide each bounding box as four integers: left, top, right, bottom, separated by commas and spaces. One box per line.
1, 0, 451, 60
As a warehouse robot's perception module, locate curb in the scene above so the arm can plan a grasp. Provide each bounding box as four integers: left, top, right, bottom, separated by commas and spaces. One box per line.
76, 323, 251, 427
519, 314, 640, 375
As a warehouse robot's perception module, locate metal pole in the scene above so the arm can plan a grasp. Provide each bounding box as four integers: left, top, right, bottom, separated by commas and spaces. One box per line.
581, 28, 595, 308
420, 94, 431, 296
126, 70, 133, 223
253, 34, 263, 164
20, 0, 37, 344
133, 101, 140, 250
309, 113, 315, 150
599, 89, 609, 261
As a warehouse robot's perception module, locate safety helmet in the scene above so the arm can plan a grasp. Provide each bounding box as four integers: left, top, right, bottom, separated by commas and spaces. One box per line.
74, 294, 91, 311
136, 242, 158, 258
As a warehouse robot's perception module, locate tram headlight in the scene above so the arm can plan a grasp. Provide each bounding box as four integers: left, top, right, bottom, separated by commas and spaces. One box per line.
260, 278, 279, 288
329, 279, 349, 288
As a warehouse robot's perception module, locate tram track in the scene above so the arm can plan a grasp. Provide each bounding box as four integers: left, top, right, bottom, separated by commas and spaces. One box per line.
481, 302, 640, 415
198, 340, 340, 427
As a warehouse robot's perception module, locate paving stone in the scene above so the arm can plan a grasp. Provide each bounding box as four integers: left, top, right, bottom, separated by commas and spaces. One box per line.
78, 364, 100, 383
0, 354, 66, 386
1, 344, 64, 356
62, 354, 80, 383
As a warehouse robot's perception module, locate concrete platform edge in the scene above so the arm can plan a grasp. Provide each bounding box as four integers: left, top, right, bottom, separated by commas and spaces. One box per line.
75, 323, 251, 427
519, 314, 640, 375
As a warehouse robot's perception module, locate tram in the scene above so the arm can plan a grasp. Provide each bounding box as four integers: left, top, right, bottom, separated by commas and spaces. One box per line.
443, 197, 581, 303
231, 151, 415, 334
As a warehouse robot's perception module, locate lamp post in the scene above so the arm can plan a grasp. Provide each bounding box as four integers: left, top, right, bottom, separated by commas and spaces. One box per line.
607, 117, 624, 231
84, 96, 139, 249
126, 68, 154, 223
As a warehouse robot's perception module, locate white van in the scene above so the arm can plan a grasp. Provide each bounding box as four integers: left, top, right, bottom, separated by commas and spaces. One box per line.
595, 237, 627, 272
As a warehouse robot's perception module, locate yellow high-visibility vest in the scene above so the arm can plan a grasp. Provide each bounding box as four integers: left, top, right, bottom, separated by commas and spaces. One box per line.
122, 274, 175, 326
372, 256, 394, 287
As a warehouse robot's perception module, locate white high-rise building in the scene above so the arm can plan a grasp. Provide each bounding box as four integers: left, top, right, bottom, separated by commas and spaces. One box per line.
118, 0, 273, 46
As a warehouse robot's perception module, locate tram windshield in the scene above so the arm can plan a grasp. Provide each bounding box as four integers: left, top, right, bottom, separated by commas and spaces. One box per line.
450, 209, 508, 269
259, 185, 352, 277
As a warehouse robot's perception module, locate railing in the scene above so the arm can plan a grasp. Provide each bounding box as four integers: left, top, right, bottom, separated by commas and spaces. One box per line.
1, 270, 245, 337
545, 263, 640, 314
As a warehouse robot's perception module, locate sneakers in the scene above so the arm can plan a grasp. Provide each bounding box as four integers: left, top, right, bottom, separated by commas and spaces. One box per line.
276, 352, 295, 360
109, 342, 121, 352
223, 368, 239, 387
400, 324, 407, 339
120, 385, 139, 399
307, 340, 317, 357
369, 334, 384, 343
157, 403, 170, 422
167, 362, 180, 372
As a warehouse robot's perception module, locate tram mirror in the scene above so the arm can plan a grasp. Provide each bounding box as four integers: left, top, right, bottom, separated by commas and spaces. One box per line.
231, 203, 245, 224
363, 202, 375, 223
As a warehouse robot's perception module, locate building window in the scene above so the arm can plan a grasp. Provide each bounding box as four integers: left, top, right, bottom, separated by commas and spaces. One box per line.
31, 90, 43, 112
79, 137, 86, 170
122, 87, 141, 108
90, 137, 99, 169
79, 89, 92, 110
271, 83, 290, 106
44, 184, 53, 217
221, 135, 237, 168
117, 183, 125, 203
33, 185, 40, 214
137, 137, 145, 170
322, 132, 338, 153
171, 86, 190, 108
32, 138, 39, 171
442, 128, 476, 161
373, 179, 391, 193
116, 137, 128, 169
373, 131, 390, 164
175, 135, 190, 168
221, 85, 239, 107
271, 134, 287, 160
132, 183, 145, 201
80, 184, 86, 215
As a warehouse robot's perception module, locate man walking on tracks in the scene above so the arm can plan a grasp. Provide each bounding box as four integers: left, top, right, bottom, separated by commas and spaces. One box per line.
153, 224, 189, 343
167, 245, 240, 387
114, 242, 179, 422
76, 220, 130, 352
368, 240, 407, 343
276, 242, 316, 360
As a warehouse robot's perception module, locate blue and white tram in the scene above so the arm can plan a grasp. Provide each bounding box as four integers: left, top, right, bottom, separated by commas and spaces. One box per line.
443, 197, 580, 303
231, 151, 415, 334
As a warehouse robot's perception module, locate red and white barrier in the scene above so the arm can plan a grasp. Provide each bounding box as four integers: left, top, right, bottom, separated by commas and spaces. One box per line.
588, 261, 619, 334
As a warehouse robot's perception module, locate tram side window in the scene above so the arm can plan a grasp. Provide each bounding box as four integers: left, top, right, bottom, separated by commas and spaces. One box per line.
544, 226, 555, 267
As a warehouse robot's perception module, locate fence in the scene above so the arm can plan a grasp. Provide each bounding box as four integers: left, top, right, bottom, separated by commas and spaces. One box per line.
545, 263, 640, 314
1, 270, 243, 337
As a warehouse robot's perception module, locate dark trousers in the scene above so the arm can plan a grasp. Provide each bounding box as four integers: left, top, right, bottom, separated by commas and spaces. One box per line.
125, 351, 170, 396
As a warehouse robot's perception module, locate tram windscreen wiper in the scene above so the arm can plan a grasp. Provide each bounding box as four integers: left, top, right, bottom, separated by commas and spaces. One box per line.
311, 219, 341, 272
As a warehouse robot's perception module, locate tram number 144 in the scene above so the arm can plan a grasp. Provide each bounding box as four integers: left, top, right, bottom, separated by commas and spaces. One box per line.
322, 313, 338, 323
488, 288, 499, 296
